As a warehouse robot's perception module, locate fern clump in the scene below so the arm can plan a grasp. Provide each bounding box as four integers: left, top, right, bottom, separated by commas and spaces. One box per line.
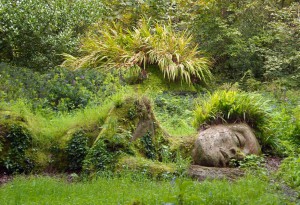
62, 19, 211, 84
193, 90, 272, 130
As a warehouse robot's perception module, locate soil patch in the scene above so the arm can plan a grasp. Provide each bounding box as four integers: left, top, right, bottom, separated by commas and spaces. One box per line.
0, 174, 12, 186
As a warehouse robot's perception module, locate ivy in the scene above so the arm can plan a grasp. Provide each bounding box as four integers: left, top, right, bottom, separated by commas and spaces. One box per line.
83, 139, 115, 173
1, 124, 34, 174
66, 130, 89, 172
141, 131, 156, 160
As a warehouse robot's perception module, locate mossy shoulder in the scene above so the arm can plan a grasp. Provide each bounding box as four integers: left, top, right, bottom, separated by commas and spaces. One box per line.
83, 96, 175, 174
116, 156, 176, 178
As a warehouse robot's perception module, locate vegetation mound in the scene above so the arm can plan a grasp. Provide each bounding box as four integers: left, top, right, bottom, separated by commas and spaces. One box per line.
0, 96, 191, 176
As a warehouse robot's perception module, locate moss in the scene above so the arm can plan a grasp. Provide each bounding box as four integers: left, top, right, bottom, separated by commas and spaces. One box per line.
48, 127, 101, 172
0, 96, 195, 175
168, 135, 197, 160
135, 65, 197, 94
82, 96, 176, 174
26, 149, 49, 172
116, 156, 176, 178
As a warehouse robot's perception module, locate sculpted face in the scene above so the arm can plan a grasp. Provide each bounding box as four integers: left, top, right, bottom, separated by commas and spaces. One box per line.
193, 124, 261, 167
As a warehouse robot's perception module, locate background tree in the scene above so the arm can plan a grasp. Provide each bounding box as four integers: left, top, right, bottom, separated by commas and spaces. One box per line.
0, 0, 104, 70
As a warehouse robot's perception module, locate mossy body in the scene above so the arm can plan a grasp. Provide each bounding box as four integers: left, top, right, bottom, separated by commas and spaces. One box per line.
0, 96, 193, 176
83, 96, 175, 174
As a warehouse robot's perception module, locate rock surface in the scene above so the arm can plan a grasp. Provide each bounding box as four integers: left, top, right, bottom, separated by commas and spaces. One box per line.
193, 123, 261, 167
188, 165, 244, 181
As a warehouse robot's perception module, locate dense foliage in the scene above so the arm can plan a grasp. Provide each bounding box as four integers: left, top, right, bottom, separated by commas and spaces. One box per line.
62, 19, 211, 84
0, 0, 104, 70
0, 63, 122, 113
0, 124, 33, 174
193, 1, 300, 84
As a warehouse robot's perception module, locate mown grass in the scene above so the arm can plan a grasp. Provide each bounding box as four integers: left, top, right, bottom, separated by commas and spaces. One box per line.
0, 174, 288, 205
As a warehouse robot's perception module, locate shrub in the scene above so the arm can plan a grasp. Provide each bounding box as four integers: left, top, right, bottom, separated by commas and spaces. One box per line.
62, 19, 211, 84
192, 1, 300, 84
192, 0, 270, 79
230, 154, 265, 170
261, 3, 300, 82
83, 139, 115, 173
0, 63, 123, 113
0, 0, 104, 70
0, 124, 34, 174
140, 131, 156, 160
66, 130, 89, 172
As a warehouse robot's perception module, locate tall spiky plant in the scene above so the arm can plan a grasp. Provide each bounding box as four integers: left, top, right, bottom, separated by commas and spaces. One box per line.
193, 90, 272, 129
62, 19, 211, 84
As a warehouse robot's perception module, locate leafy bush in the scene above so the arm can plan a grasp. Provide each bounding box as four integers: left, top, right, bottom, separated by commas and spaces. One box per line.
83, 139, 115, 173
230, 154, 265, 170
0, 0, 104, 70
0, 63, 123, 113
261, 3, 300, 82
140, 131, 156, 160
292, 106, 300, 144
193, 1, 300, 82
66, 130, 89, 172
62, 19, 211, 84
100, 0, 197, 29
0, 124, 34, 174
192, 0, 270, 78
260, 104, 299, 155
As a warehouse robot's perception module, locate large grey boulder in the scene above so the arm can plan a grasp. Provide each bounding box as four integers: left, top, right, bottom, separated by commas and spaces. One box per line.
192, 123, 261, 167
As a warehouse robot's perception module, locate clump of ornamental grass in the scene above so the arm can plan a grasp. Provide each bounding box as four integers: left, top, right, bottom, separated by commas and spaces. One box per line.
61, 18, 211, 84
193, 90, 272, 131
192, 90, 286, 150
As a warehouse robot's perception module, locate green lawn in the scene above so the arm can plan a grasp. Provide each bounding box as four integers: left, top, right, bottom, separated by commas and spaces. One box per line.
0, 174, 289, 205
